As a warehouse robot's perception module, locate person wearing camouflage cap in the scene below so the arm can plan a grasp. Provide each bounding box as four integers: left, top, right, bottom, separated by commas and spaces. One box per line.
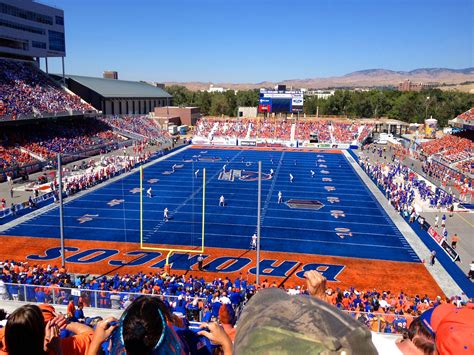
234, 271, 378, 354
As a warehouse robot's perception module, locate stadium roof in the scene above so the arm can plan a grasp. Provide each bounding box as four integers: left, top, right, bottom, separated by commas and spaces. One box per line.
63, 75, 172, 98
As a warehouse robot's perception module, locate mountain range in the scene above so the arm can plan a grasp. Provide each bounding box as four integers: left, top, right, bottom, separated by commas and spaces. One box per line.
164, 68, 474, 91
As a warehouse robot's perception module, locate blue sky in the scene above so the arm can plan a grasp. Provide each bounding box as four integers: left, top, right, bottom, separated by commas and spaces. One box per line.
42, 0, 473, 83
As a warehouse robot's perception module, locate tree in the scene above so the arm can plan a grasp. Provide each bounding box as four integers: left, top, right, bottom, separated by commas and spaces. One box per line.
165, 85, 191, 106
210, 94, 229, 116
236, 90, 259, 107
224, 90, 237, 116
197, 91, 212, 115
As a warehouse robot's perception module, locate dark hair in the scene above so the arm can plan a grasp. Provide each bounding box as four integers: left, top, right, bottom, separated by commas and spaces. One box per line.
5, 305, 46, 355
0, 309, 7, 321
122, 296, 172, 355
407, 317, 435, 355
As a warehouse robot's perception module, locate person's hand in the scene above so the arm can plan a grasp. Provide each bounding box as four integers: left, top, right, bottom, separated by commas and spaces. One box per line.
44, 319, 62, 354
86, 317, 118, 355
52, 313, 67, 330
198, 322, 233, 355
304, 270, 328, 301
93, 317, 118, 343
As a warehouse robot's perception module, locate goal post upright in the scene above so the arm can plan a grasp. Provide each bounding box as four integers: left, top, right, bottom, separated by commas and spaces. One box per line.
140, 165, 143, 249
139, 166, 206, 272
201, 167, 206, 252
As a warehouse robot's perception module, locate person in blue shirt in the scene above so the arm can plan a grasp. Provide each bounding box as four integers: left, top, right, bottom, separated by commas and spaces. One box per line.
229, 289, 242, 309
74, 302, 85, 322
201, 304, 212, 322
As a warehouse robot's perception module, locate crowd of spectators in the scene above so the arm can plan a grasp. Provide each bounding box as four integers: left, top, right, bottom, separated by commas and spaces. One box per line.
99, 115, 171, 143
195, 118, 374, 144
1, 258, 470, 329
295, 120, 331, 141
455, 107, 474, 122
455, 159, 474, 175
420, 134, 473, 163
360, 151, 455, 213
0, 147, 36, 171
195, 118, 252, 139
21, 118, 122, 159
421, 159, 470, 189
63, 153, 150, 196
331, 122, 360, 143
249, 118, 292, 140
0, 118, 123, 171
0, 59, 93, 119
0, 262, 472, 354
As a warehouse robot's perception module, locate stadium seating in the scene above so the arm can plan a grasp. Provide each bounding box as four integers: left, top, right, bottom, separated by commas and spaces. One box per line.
0, 58, 93, 119
0, 259, 467, 322
99, 115, 171, 142
295, 120, 331, 142
250, 118, 292, 139
195, 117, 374, 144
331, 122, 359, 143
195, 117, 252, 139
0, 147, 36, 170
455, 107, 474, 122
455, 159, 473, 174
0, 118, 122, 170
420, 135, 474, 163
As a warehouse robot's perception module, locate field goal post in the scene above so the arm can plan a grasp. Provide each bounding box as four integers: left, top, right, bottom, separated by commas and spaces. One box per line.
139, 166, 206, 273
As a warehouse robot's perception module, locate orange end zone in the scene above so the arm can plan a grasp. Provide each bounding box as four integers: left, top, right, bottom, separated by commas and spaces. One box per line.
190, 145, 343, 154
0, 236, 445, 298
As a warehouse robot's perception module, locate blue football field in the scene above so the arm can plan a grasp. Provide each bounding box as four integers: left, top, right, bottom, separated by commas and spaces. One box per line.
2, 147, 420, 263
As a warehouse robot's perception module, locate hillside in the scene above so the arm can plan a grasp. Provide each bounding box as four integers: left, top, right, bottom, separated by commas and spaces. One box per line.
164, 67, 474, 91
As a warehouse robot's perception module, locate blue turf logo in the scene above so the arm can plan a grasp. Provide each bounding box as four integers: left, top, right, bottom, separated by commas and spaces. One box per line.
147, 178, 159, 183
321, 170, 330, 174
322, 177, 332, 182
331, 210, 345, 218
77, 214, 99, 224
285, 199, 325, 210
107, 199, 124, 207
324, 186, 336, 191
239, 171, 272, 181
129, 187, 143, 194
335, 227, 352, 239
327, 197, 340, 203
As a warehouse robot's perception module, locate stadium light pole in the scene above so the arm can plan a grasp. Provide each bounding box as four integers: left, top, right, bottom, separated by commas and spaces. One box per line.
256, 161, 262, 285
57, 153, 65, 267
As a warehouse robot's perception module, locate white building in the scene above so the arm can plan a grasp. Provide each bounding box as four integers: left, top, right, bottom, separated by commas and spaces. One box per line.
207, 84, 227, 93
301, 89, 335, 99
237, 106, 257, 118
0, 0, 66, 72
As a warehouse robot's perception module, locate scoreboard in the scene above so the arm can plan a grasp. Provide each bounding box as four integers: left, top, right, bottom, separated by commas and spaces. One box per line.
258, 90, 304, 113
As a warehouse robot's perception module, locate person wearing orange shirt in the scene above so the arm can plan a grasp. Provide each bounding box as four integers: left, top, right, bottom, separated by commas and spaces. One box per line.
451, 233, 459, 249
66, 297, 76, 320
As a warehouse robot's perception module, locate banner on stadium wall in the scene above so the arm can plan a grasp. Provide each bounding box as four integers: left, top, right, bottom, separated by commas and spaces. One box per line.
192, 137, 210, 145
427, 226, 460, 262
440, 240, 460, 262
302, 142, 349, 149
211, 137, 237, 146
428, 226, 443, 244
256, 142, 284, 147
240, 140, 257, 147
